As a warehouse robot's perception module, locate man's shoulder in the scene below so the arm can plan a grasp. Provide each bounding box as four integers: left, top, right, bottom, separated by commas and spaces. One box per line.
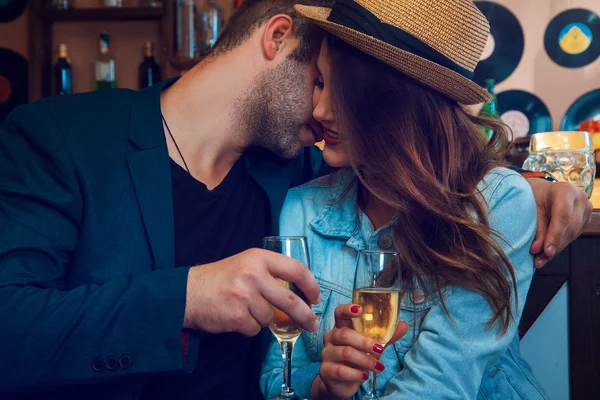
28, 88, 138, 125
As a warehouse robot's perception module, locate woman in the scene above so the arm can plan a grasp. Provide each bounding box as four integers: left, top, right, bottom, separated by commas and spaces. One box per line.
261, 0, 548, 398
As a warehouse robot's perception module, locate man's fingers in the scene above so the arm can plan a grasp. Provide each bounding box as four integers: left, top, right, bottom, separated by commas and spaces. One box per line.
334, 304, 361, 329
530, 206, 549, 257
388, 321, 409, 345
534, 254, 550, 269
542, 196, 573, 258
585, 199, 594, 224
260, 275, 320, 333
248, 297, 275, 328
261, 249, 322, 305
237, 314, 263, 337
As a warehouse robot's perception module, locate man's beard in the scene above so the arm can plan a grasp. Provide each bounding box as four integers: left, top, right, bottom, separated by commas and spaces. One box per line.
236, 58, 312, 159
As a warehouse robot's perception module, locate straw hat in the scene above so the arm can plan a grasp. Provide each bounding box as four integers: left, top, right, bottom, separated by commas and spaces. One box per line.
294, 0, 492, 105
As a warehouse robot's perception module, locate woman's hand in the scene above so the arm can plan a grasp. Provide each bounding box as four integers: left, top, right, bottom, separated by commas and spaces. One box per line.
310, 304, 409, 400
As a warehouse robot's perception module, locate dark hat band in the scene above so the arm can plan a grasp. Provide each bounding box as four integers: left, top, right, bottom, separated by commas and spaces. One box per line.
327, 0, 474, 79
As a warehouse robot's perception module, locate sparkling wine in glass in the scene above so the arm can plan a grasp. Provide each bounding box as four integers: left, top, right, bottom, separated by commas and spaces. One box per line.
352, 249, 401, 400
263, 236, 311, 400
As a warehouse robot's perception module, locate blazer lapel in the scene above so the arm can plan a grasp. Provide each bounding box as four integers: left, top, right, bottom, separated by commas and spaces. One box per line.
126, 79, 178, 270
245, 148, 293, 235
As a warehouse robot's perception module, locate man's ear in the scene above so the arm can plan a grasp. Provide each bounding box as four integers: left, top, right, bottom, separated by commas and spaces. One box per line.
262, 14, 295, 60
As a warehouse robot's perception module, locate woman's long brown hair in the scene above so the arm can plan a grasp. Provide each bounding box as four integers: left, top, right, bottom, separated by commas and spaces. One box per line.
326, 35, 517, 333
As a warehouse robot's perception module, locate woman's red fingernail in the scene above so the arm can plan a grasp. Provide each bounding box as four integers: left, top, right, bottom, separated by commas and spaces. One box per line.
375, 361, 385, 372
350, 305, 361, 314
373, 343, 384, 354
362, 372, 369, 380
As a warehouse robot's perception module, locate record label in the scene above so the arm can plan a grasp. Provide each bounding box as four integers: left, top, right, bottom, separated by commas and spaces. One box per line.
497, 90, 552, 137
501, 110, 530, 139
545, 9, 600, 68
473, 2, 524, 86
559, 22, 593, 55
480, 33, 496, 61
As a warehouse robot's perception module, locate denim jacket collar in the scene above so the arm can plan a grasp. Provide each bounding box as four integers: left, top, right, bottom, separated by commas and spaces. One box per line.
309, 169, 366, 251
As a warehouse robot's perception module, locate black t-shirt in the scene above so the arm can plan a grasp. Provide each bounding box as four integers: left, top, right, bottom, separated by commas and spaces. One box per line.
142, 157, 269, 399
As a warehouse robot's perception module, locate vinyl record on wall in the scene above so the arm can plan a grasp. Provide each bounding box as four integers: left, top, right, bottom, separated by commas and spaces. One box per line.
473, 1, 524, 86
0, 0, 27, 23
0, 48, 28, 123
544, 8, 600, 68
561, 89, 600, 130
497, 90, 552, 139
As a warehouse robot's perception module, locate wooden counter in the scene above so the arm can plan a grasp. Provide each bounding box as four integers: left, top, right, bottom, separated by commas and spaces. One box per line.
520, 178, 600, 399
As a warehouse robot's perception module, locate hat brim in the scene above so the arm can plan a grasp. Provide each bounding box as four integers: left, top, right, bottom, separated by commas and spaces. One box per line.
295, 4, 491, 105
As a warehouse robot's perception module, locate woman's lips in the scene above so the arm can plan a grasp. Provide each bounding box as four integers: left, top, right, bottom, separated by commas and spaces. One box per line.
323, 128, 341, 145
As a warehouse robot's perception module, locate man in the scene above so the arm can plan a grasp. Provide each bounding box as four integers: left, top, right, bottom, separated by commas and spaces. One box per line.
0, 0, 592, 398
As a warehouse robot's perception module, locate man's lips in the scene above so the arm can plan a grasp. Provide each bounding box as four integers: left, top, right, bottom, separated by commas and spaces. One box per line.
323, 128, 341, 145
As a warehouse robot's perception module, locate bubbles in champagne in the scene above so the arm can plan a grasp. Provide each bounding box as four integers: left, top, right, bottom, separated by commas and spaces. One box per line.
352, 288, 400, 346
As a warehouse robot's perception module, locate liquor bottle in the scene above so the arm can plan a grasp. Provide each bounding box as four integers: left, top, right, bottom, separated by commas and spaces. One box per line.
54, 43, 72, 95
139, 41, 161, 89
52, 0, 72, 9
141, 0, 162, 6
197, 0, 224, 56
94, 32, 117, 91
102, 0, 122, 7
479, 78, 500, 139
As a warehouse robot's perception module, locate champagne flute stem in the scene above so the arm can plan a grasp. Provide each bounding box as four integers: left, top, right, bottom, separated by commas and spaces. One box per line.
278, 339, 297, 398
366, 371, 378, 399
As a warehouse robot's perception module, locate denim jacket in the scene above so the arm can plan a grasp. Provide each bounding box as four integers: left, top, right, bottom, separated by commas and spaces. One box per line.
260, 168, 549, 399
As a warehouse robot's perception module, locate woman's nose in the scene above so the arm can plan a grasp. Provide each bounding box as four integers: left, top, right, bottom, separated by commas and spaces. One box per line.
313, 94, 334, 123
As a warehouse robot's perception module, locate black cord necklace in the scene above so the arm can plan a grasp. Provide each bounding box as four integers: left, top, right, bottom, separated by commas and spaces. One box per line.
161, 114, 190, 173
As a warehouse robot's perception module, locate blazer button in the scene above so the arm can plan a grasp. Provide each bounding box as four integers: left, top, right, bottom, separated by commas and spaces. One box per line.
92, 357, 105, 372
119, 354, 133, 369
105, 355, 119, 371
377, 235, 393, 250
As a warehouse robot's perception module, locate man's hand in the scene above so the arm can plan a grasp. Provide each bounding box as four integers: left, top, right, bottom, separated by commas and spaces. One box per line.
183, 248, 321, 336
528, 178, 593, 268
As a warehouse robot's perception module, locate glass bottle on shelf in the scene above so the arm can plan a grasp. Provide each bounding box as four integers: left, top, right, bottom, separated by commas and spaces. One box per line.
139, 41, 161, 89
51, 0, 72, 9
479, 78, 500, 139
94, 32, 117, 91
176, 0, 196, 59
54, 43, 72, 95
141, 0, 163, 7
102, 0, 122, 7
196, 0, 224, 56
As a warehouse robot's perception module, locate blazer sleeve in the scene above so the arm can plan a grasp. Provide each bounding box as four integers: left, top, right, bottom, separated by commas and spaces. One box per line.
0, 104, 190, 390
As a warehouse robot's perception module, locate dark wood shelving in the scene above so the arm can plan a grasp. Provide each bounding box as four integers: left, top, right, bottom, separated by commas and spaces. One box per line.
37, 7, 164, 22
169, 56, 204, 72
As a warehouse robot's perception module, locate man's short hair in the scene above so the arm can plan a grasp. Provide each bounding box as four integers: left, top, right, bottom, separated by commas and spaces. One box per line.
211, 0, 333, 62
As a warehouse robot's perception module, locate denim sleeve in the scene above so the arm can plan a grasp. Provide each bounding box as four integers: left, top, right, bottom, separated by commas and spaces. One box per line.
383, 172, 537, 399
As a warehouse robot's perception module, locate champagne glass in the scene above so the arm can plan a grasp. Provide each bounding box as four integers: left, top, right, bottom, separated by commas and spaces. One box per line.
263, 236, 311, 400
352, 249, 402, 400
